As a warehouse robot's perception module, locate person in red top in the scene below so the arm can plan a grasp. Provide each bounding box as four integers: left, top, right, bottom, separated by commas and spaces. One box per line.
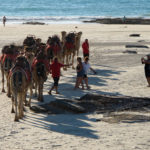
48, 57, 70, 95
82, 39, 89, 58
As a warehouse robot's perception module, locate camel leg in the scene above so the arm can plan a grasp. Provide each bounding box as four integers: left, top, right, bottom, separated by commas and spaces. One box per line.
67, 53, 71, 68
77, 50, 79, 56
11, 95, 15, 113
19, 93, 24, 119
63, 55, 67, 71
40, 81, 44, 102
24, 90, 28, 106
28, 84, 33, 108
1, 69, 5, 93
7, 75, 11, 97
65, 54, 69, 70
38, 83, 40, 101
14, 93, 19, 121
38, 80, 44, 102
72, 53, 75, 69
18, 94, 22, 119
34, 81, 37, 97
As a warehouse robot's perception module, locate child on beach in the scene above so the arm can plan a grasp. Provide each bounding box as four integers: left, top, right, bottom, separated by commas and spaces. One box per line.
82, 57, 96, 89
74, 57, 84, 90
48, 57, 71, 95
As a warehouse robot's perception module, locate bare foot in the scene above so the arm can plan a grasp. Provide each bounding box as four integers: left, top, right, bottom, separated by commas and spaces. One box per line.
87, 86, 91, 90
48, 91, 52, 95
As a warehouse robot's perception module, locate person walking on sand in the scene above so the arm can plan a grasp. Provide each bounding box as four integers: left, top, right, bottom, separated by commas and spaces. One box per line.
74, 57, 84, 90
82, 57, 96, 89
48, 57, 71, 95
3, 16, 6, 27
82, 39, 89, 58
141, 54, 150, 87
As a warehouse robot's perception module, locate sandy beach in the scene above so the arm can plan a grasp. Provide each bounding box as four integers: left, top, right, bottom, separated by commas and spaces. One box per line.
0, 23, 150, 150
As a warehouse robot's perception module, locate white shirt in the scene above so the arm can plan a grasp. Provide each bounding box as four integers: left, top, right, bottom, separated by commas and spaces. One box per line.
82, 62, 91, 75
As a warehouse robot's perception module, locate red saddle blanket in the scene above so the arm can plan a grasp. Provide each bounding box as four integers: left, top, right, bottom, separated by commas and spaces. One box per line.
32, 59, 50, 72
9, 67, 31, 83
1, 54, 18, 65
65, 42, 75, 50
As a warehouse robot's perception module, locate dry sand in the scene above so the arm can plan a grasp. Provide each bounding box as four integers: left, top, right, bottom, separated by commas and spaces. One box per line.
0, 23, 150, 150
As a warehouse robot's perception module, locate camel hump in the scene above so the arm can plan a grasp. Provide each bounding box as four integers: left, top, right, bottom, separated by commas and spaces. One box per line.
12, 71, 23, 89
3, 57, 13, 71
23, 36, 36, 46
66, 32, 75, 43
36, 62, 47, 81
50, 35, 61, 45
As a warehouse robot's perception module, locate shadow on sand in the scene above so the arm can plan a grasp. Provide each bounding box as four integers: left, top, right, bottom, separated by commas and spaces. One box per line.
24, 67, 127, 139
23, 113, 99, 139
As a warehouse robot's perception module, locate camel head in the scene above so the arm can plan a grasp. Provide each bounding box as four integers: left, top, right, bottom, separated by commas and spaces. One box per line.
77, 32, 82, 38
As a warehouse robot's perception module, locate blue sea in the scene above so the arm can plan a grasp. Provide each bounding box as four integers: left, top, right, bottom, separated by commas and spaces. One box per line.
0, 0, 150, 24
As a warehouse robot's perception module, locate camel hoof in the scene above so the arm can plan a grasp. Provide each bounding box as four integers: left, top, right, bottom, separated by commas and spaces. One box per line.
34, 93, 37, 97
11, 109, 15, 113
14, 117, 19, 122
38, 97, 44, 102
2, 89, 5, 93
7, 94, 11, 98
25, 103, 28, 106
72, 66, 75, 69
26, 102, 30, 107
19, 115, 24, 119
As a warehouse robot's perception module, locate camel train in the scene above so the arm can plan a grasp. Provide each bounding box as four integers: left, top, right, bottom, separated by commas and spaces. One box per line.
0, 31, 82, 121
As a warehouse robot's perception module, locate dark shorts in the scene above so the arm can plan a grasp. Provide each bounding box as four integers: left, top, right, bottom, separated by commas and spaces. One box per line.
83, 74, 87, 78
77, 70, 84, 77
53, 77, 59, 86
83, 53, 89, 58
145, 70, 150, 77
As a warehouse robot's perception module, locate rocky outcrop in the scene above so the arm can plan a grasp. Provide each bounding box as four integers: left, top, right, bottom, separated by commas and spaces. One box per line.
125, 44, 149, 48
30, 94, 150, 114
83, 18, 150, 25
23, 22, 45, 25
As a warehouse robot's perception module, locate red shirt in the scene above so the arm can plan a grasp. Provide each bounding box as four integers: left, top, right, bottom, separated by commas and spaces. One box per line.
82, 41, 89, 54
50, 61, 64, 77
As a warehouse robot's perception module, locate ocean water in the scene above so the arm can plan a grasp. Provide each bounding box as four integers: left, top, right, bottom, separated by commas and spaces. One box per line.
0, 0, 150, 24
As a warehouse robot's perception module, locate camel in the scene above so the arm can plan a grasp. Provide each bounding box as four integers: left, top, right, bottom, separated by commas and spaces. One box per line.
9, 56, 32, 121
24, 47, 35, 66
61, 31, 82, 70
23, 35, 43, 55
32, 51, 49, 102
0, 45, 19, 97
75, 32, 82, 56
46, 35, 63, 63
23, 35, 36, 47
61, 32, 77, 69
